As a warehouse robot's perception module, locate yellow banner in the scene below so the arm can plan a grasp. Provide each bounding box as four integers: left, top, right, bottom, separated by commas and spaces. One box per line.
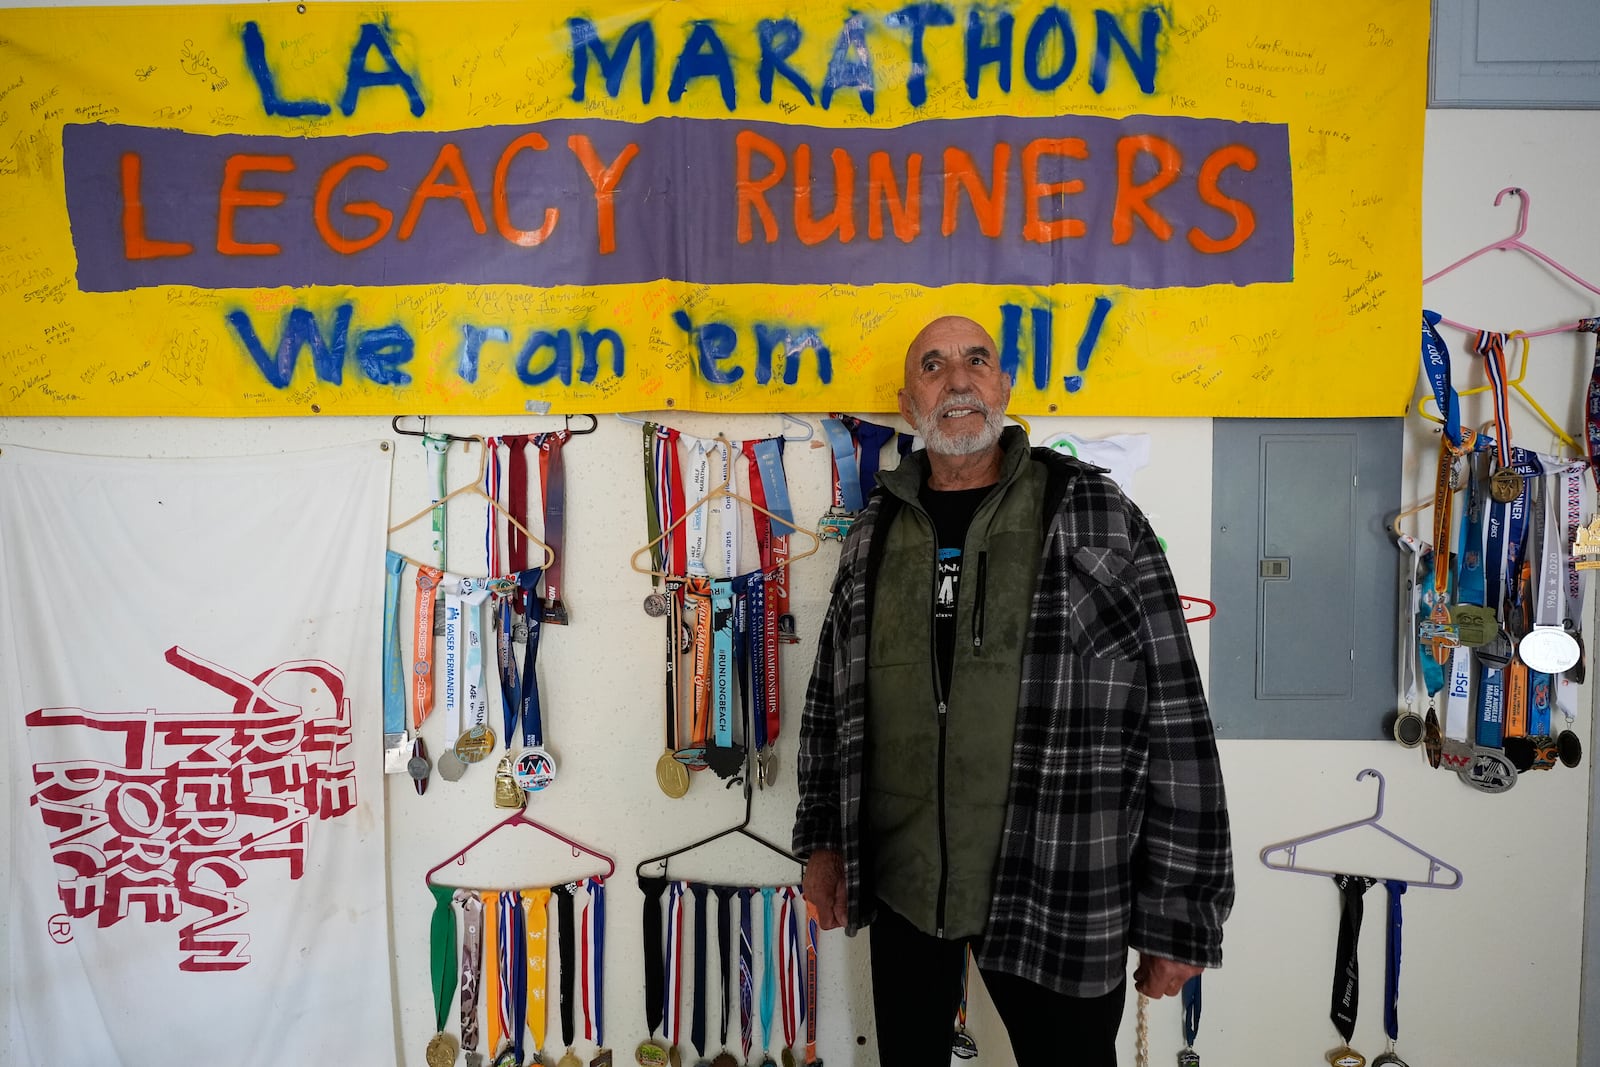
0, 1, 1426, 417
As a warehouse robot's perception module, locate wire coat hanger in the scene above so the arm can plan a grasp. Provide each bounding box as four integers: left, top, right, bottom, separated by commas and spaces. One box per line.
388, 435, 555, 570
1258, 769, 1464, 889
1425, 187, 1600, 339
392, 414, 478, 444
426, 809, 616, 889
1414, 332, 1579, 452
629, 433, 820, 581
634, 767, 804, 880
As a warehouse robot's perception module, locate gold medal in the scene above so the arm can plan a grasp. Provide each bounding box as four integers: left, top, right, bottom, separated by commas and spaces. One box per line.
1490, 467, 1523, 503
1327, 1047, 1365, 1067
426, 1031, 461, 1067
455, 723, 497, 763
494, 753, 526, 809
559, 1049, 584, 1067
635, 1041, 668, 1067
656, 750, 690, 797
710, 1053, 739, 1067
781, 1050, 797, 1067
669, 1046, 682, 1067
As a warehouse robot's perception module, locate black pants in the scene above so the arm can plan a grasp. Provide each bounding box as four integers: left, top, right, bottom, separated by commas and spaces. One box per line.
868, 903, 1127, 1067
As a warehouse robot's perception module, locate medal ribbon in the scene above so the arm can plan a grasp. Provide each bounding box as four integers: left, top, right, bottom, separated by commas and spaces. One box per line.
1503, 450, 1538, 617
1383, 880, 1406, 1047
442, 585, 463, 735
690, 883, 710, 1057
747, 574, 771, 753
484, 436, 502, 574
751, 437, 796, 642
583, 877, 606, 1048
687, 578, 713, 750
506, 435, 531, 573
640, 876, 668, 1040
456, 889, 485, 1058
538, 430, 571, 619
1396, 538, 1421, 713
759, 887, 776, 1057
1537, 472, 1568, 630
1329, 874, 1376, 1045
483, 891, 503, 1058
1475, 657, 1506, 748
382, 552, 408, 757
1421, 311, 1462, 447
716, 439, 741, 577
663, 428, 688, 576
738, 887, 755, 1062
804, 899, 820, 1065
423, 432, 450, 566
428, 884, 459, 1038
666, 880, 687, 1050
519, 570, 546, 748
1414, 550, 1445, 697
554, 883, 578, 1053
643, 422, 665, 584
1445, 645, 1473, 744
715, 884, 738, 1051
515, 889, 540, 1062
497, 590, 521, 745
821, 418, 864, 512
1563, 467, 1586, 635
687, 439, 713, 576
1456, 453, 1487, 608
1531, 670, 1554, 735
710, 581, 737, 750
1182, 974, 1202, 1050
1583, 318, 1600, 494
1476, 331, 1515, 469
412, 567, 443, 730
462, 578, 492, 736
842, 414, 896, 492
778, 887, 802, 1050
745, 441, 775, 574
498, 890, 525, 1061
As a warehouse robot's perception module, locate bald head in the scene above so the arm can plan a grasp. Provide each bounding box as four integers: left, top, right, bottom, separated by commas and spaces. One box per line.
898, 314, 1010, 459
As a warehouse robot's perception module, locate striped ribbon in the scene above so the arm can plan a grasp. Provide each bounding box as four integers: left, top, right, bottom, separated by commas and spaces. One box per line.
664, 881, 687, 1050
1475, 331, 1514, 467
583, 877, 606, 1048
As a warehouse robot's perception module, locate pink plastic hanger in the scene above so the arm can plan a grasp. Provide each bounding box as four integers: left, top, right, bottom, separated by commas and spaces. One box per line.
426, 809, 615, 888
1425, 187, 1600, 340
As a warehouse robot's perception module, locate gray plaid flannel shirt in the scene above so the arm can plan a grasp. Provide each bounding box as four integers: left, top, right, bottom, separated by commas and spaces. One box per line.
793, 445, 1234, 997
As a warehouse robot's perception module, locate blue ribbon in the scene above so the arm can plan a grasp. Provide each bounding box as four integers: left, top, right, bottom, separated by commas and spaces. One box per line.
382, 551, 408, 738
1181, 974, 1202, 1048
759, 887, 776, 1054
1456, 453, 1486, 608
846, 416, 897, 492
710, 579, 736, 748
752, 438, 794, 529
1421, 311, 1461, 446
519, 569, 545, 747
747, 573, 769, 751
1416, 550, 1445, 697
821, 418, 864, 512
1504, 450, 1539, 614
1383, 880, 1406, 1044
1475, 663, 1505, 748
1530, 670, 1554, 735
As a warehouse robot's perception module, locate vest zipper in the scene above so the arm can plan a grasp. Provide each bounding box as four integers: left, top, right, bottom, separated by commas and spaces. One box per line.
972, 551, 988, 649
925, 510, 950, 939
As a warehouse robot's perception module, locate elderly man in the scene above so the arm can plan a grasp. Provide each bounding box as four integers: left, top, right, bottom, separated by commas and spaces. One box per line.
793, 315, 1233, 1066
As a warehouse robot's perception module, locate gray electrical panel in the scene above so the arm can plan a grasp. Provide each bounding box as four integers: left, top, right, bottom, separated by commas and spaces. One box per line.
1209, 418, 1403, 739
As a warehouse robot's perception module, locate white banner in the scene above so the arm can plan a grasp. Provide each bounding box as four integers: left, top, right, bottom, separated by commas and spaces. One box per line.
1, 443, 394, 1065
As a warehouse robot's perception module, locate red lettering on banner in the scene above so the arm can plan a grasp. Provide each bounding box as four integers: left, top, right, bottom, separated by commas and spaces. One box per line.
217, 153, 294, 256
24, 647, 357, 971
567, 134, 640, 256
119, 152, 194, 260
314, 154, 393, 255
1112, 133, 1180, 244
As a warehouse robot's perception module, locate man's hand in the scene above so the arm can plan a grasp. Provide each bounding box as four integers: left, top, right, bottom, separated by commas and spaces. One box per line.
801, 849, 847, 930
1132, 953, 1202, 999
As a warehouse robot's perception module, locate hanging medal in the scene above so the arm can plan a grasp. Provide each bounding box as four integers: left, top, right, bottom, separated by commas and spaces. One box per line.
711, 885, 741, 1067
688, 884, 712, 1067
666, 881, 688, 1067
426, 884, 462, 1067
803, 897, 823, 1067
777, 887, 804, 1067
656, 581, 691, 797
1451, 453, 1496, 647
1476, 331, 1524, 503
737, 889, 756, 1067
817, 417, 863, 541
1176, 975, 1201, 1066
523, 887, 554, 1065
585, 878, 613, 1067
1392, 537, 1426, 749
1370, 881, 1409, 1067
678, 576, 713, 771
555, 884, 583, 1067
513, 569, 557, 793
497, 890, 528, 1067
747, 435, 800, 645
951, 948, 979, 1059
539, 430, 573, 624
757, 888, 779, 1067
637, 877, 671, 1067
458, 890, 487, 1067
1521, 467, 1582, 673
1327, 874, 1376, 1067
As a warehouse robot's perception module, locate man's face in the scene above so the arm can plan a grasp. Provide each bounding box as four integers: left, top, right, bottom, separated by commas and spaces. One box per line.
897, 316, 1011, 456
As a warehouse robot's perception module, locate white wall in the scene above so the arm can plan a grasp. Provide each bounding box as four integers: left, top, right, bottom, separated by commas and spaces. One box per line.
4, 111, 1600, 1067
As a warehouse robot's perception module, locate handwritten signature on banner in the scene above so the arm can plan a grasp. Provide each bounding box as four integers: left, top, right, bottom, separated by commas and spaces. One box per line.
0, 1, 1425, 417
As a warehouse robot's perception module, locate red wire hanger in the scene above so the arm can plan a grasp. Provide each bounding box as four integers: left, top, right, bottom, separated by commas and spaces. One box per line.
1424, 187, 1600, 340
426, 809, 616, 889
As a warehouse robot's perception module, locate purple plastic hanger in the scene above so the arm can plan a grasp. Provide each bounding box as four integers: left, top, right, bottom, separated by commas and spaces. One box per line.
1258, 769, 1463, 889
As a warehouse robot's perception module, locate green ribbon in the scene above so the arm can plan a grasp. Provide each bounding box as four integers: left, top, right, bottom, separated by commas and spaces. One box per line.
429, 883, 459, 1034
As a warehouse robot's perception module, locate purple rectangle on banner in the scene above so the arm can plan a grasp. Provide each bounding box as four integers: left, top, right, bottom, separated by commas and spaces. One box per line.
65, 114, 1290, 293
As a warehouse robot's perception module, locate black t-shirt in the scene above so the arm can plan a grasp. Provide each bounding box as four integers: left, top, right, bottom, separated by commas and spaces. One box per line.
918, 482, 995, 697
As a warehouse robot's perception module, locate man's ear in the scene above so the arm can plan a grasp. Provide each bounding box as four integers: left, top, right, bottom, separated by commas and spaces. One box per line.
897, 388, 914, 424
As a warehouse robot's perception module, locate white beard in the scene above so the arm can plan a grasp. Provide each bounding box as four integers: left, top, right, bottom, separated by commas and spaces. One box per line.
908, 393, 1005, 456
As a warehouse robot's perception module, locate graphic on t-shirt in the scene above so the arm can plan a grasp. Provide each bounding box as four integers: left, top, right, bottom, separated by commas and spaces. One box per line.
936, 547, 961, 621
